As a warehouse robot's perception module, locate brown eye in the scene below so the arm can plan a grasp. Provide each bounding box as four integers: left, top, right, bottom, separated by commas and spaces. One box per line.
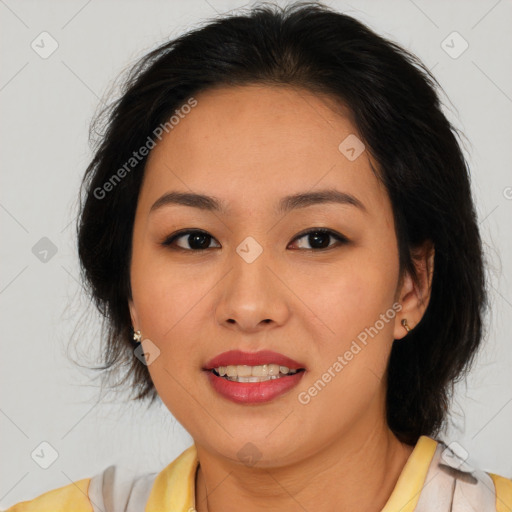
162, 230, 221, 251
289, 229, 349, 251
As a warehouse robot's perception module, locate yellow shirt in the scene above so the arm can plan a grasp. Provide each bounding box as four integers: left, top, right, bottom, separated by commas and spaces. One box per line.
4, 435, 512, 511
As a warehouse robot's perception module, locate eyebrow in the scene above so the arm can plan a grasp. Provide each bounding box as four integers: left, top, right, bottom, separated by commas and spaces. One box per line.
149, 188, 367, 215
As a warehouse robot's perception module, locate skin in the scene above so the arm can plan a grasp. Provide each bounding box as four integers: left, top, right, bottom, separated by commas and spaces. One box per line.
129, 84, 434, 512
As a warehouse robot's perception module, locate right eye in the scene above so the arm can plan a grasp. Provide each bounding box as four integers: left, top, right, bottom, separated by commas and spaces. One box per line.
161, 230, 221, 252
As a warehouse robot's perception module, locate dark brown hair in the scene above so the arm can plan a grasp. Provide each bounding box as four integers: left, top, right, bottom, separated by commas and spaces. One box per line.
77, 1, 487, 445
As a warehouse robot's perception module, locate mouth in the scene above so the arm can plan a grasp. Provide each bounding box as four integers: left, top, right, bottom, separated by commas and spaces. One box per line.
204, 366, 306, 404
202, 350, 307, 404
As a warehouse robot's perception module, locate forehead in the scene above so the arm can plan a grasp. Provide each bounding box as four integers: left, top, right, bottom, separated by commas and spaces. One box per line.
140, 85, 389, 217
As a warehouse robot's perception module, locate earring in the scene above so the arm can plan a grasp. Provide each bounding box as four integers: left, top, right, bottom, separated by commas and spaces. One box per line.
133, 329, 142, 342
401, 319, 411, 333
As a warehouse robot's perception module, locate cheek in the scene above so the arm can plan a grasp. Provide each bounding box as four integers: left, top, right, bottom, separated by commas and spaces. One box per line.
131, 243, 205, 335
293, 254, 398, 427
130, 257, 205, 413
307, 249, 399, 339
300, 247, 399, 404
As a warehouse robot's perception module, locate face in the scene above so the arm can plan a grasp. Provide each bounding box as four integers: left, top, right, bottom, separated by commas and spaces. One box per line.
129, 85, 420, 466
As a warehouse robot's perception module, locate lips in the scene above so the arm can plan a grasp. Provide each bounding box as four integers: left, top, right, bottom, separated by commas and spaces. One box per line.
203, 350, 306, 370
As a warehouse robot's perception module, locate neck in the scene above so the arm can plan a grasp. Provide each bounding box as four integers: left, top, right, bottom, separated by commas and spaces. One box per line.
194, 420, 414, 512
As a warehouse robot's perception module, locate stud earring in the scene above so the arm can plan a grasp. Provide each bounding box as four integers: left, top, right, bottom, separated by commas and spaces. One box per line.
133, 329, 142, 342
401, 319, 411, 333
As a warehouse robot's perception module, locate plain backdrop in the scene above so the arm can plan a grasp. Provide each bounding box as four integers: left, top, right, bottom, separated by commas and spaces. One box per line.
1, 0, 511, 507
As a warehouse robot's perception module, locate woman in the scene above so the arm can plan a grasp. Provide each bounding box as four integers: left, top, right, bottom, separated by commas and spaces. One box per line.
7, 2, 511, 511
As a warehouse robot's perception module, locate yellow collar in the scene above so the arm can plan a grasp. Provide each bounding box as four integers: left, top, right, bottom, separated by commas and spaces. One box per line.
146, 435, 437, 512
381, 435, 438, 511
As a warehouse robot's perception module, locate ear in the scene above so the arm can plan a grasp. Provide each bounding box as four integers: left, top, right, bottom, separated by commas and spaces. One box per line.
394, 240, 435, 340
128, 298, 139, 332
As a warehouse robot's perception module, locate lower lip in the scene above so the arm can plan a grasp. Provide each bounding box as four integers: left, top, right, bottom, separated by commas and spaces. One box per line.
205, 370, 306, 404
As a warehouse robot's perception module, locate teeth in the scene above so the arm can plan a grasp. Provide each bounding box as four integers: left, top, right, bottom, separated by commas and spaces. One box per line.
214, 364, 299, 379
225, 375, 282, 382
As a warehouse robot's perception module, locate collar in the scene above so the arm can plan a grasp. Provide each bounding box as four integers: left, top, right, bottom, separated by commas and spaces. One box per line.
146, 435, 438, 512
381, 435, 438, 511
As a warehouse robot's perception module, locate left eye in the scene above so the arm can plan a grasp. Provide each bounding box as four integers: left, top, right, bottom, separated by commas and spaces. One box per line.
161, 228, 348, 252
288, 228, 348, 250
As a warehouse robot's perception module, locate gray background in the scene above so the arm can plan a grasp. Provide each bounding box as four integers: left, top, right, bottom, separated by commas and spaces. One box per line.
1, 0, 511, 507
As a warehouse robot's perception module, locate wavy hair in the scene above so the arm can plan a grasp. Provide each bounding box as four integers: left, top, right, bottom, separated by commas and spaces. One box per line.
77, 2, 487, 445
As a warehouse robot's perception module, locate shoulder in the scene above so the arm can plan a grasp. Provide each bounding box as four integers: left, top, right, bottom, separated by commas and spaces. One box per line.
3, 465, 158, 512
415, 438, 512, 512
3, 477, 92, 512
3, 445, 198, 512
489, 472, 512, 512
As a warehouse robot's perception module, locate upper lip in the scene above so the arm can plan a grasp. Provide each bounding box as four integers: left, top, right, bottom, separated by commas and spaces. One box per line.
204, 350, 306, 370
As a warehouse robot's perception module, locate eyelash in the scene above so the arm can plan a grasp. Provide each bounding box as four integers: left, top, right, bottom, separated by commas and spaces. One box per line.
161, 228, 349, 252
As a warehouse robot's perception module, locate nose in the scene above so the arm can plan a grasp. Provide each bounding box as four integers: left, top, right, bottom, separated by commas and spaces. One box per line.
215, 244, 290, 333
